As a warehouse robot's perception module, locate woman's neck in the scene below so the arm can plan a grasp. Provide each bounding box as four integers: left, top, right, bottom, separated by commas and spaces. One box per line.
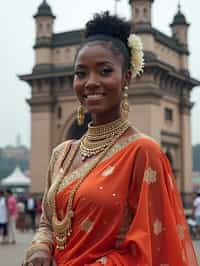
91, 110, 121, 126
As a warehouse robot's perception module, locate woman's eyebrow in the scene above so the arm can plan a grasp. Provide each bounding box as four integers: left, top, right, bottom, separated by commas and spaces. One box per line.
75, 61, 114, 69
74, 64, 87, 69
96, 61, 113, 66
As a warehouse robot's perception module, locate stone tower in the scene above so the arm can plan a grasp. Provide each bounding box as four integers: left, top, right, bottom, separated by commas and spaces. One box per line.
33, 0, 55, 70
170, 4, 189, 48
170, 4, 190, 74
21, 1, 56, 192
20, 1, 199, 200
129, 0, 154, 26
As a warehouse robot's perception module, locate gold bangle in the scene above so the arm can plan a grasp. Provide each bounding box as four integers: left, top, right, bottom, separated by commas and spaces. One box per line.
31, 240, 53, 252
25, 243, 52, 261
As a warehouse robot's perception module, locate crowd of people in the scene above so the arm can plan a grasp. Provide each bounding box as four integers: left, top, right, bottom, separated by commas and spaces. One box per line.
0, 190, 42, 244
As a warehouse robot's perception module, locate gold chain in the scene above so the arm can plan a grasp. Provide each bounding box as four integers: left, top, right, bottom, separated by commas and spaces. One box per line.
52, 124, 129, 250
80, 118, 129, 161
52, 142, 80, 250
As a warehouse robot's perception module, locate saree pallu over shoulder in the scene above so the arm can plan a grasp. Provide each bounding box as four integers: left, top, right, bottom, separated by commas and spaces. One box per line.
52, 136, 198, 266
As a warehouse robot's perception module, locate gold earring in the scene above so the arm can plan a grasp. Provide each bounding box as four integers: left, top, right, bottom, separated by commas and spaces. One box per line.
77, 104, 85, 126
120, 86, 130, 119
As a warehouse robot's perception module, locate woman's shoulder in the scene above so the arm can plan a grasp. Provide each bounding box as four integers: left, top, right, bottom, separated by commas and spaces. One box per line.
128, 133, 163, 156
51, 139, 74, 161
49, 139, 78, 175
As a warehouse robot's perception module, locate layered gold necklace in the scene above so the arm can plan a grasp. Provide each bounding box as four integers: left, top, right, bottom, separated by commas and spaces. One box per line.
52, 118, 129, 250
80, 117, 129, 161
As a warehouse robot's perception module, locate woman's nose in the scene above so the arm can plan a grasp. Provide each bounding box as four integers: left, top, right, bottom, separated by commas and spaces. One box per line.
85, 73, 100, 89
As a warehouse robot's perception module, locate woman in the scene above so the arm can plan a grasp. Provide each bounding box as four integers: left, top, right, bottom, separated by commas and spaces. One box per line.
0, 190, 8, 244
23, 12, 198, 266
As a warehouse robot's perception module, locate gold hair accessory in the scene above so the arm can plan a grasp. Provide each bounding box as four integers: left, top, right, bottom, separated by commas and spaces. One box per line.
128, 34, 144, 77
77, 104, 85, 126
120, 86, 129, 119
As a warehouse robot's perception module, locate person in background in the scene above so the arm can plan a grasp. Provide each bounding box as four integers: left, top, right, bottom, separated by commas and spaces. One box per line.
35, 196, 43, 229
0, 190, 8, 244
25, 193, 36, 232
16, 200, 26, 232
193, 191, 200, 239
6, 189, 17, 244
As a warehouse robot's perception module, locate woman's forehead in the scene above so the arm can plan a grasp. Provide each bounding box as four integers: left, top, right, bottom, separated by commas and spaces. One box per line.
75, 43, 122, 66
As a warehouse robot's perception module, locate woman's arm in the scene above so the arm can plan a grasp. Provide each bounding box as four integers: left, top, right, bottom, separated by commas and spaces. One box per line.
23, 141, 71, 265
23, 150, 55, 265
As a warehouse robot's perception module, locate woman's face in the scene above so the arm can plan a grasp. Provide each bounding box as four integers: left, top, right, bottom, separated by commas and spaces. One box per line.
73, 43, 128, 120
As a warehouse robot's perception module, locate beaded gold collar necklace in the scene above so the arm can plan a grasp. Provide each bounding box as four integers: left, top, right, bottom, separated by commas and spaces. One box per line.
80, 118, 129, 161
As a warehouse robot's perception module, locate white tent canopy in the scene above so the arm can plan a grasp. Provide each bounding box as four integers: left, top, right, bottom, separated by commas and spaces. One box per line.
1, 166, 30, 186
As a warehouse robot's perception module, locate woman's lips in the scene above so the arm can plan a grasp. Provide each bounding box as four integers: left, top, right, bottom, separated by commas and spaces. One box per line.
84, 93, 106, 102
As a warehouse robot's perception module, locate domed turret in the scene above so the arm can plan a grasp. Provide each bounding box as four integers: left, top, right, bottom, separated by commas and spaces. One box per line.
170, 4, 189, 46
34, 0, 55, 19
33, 0, 56, 68
33, 0, 55, 43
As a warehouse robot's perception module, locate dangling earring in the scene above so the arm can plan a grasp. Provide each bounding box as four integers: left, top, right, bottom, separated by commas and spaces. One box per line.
120, 86, 130, 119
77, 104, 85, 126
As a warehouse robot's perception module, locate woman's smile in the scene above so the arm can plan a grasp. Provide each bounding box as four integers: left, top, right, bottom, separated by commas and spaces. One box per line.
83, 91, 107, 102
73, 44, 127, 123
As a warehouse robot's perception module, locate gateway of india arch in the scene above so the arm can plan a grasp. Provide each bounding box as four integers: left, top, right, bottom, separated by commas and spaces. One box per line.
20, 0, 199, 206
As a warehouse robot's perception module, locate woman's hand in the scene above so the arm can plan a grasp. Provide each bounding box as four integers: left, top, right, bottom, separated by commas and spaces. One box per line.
22, 250, 56, 266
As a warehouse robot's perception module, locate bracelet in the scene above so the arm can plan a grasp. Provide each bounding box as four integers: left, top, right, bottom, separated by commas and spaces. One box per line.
31, 240, 53, 252
24, 242, 52, 262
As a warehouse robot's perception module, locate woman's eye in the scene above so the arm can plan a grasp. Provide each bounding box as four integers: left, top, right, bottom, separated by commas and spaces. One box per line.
101, 68, 113, 76
74, 71, 86, 79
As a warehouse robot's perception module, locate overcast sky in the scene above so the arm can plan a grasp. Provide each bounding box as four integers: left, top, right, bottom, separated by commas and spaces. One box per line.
0, 0, 199, 148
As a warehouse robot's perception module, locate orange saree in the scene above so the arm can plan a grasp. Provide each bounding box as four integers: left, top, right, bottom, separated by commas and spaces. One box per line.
49, 134, 198, 265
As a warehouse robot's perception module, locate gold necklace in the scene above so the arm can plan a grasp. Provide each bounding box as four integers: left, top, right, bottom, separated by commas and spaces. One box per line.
52, 125, 129, 250
80, 118, 129, 161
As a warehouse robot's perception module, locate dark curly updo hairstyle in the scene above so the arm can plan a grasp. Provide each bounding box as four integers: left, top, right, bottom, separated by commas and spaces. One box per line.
76, 11, 132, 72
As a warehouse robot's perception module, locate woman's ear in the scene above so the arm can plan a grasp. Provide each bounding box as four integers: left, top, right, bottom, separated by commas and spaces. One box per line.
126, 70, 132, 85
122, 70, 132, 87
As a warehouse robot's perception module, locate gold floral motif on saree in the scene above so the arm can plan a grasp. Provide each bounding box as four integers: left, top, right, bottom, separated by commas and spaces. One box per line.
96, 256, 108, 265
80, 218, 94, 233
144, 167, 157, 184
153, 219, 163, 236
101, 165, 115, 176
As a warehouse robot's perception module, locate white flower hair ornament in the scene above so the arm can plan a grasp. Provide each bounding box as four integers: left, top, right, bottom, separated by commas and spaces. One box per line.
128, 34, 144, 77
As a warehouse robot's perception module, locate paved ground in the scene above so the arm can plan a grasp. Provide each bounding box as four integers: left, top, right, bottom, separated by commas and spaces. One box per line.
0, 231, 199, 266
